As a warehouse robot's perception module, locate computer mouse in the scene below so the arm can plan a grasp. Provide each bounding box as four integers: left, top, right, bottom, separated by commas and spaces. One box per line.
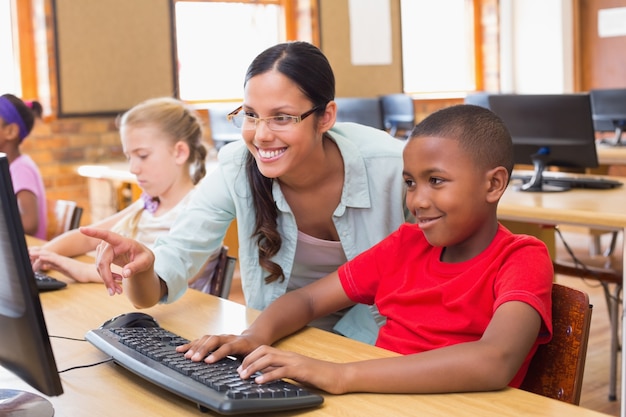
100, 312, 160, 329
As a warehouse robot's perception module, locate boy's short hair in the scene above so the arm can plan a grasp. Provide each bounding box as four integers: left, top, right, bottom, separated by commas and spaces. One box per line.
410, 104, 514, 178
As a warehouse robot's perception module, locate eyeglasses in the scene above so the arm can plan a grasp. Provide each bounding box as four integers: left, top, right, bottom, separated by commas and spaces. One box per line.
227, 105, 323, 132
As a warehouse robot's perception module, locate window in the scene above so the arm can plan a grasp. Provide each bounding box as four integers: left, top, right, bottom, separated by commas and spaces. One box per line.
400, 0, 476, 96
175, 1, 286, 102
0, 0, 20, 95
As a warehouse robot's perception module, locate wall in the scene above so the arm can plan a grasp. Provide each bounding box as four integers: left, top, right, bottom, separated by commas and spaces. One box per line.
318, 0, 403, 97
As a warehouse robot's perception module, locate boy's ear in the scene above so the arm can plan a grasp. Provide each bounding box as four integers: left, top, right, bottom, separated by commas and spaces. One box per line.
485, 166, 509, 203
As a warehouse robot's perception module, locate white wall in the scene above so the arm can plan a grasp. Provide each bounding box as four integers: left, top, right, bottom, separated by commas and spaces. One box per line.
499, 0, 574, 93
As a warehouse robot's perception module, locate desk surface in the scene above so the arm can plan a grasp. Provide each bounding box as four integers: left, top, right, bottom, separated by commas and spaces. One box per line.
1, 241, 611, 417
500, 174, 626, 230
597, 143, 626, 166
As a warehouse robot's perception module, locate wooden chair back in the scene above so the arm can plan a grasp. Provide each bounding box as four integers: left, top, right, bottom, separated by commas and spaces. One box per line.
46, 199, 83, 240
188, 246, 237, 299
520, 283, 592, 405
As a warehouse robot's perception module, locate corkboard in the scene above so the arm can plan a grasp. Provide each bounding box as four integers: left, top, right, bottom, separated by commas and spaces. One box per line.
53, 0, 176, 116
319, 0, 403, 97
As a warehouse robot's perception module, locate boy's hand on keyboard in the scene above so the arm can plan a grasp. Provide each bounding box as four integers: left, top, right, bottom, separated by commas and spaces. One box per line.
177, 333, 264, 364
239, 345, 347, 394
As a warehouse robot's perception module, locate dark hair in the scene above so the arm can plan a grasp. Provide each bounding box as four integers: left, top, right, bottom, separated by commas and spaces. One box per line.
26, 100, 43, 119
244, 41, 335, 284
1, 94, 36, 138
410, 104, 514, 179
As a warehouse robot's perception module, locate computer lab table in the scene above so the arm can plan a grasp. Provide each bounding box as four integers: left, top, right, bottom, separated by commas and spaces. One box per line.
0, 238, 613, 417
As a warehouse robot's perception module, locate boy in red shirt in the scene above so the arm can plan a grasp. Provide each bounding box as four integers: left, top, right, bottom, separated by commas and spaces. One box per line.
180, 104, 554, 395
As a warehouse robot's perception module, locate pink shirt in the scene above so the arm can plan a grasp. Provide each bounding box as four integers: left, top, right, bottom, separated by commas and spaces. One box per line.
10, 154, 47, 239
338, 223, 553, 388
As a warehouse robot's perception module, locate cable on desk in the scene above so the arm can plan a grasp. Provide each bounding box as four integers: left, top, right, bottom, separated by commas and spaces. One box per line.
59, 358, 114, 374
50, 335, 115, 374
50, 335, 87, 342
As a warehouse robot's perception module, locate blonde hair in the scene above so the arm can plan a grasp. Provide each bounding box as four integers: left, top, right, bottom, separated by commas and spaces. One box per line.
117, 97, 208, 184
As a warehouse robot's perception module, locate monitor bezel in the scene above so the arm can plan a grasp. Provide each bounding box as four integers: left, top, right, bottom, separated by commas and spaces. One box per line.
589, 88, 626, 146
0, 152, 63, 397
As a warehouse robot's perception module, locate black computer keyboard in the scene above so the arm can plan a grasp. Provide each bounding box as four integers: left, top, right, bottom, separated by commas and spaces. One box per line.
512, 173, 623, 190
85, 326, 324, 415
34, 271, 67, 291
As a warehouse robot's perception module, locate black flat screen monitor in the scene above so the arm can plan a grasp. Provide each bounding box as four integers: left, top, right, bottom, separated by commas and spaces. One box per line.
0, 153, 63, 415
589, 88, 626, 146
488, 94, 598, 192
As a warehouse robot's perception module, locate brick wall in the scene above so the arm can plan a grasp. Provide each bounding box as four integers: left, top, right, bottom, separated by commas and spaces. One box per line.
20, 116, 123, 224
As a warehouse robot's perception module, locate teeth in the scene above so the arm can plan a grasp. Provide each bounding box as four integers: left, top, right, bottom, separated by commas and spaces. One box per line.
258, 148, 285, 159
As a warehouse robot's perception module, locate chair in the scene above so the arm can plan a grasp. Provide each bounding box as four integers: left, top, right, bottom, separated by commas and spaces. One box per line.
552, 227, 622, 401
379, 93, 415, 139
207, 104, 243, 151
334, 97, 385, 130
463, 91, 492, 109
188, 246, 237, 299
46, 199, 84, 240
520, 283, 592, 405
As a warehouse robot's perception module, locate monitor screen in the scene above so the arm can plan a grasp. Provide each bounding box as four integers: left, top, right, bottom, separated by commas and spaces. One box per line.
488, 94, 598, 192
589, 88, 626, 146
0, 153, 63, 413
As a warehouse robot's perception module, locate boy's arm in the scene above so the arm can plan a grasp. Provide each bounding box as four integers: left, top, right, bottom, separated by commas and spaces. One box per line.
180, 271, 355, 362
239, 301, 541, 395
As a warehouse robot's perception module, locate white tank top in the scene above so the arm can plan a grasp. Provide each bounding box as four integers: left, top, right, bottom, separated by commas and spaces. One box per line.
289, 230, 348, 331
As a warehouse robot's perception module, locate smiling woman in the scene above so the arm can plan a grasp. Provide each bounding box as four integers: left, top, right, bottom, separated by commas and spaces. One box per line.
81, 41, 411, 347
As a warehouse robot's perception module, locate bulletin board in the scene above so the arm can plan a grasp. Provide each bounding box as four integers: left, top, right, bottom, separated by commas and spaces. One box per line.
319, 0, 403, 97
52, 0, 177, 117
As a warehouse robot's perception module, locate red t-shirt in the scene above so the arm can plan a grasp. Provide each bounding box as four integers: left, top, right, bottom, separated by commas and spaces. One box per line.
338, 223, 553, 388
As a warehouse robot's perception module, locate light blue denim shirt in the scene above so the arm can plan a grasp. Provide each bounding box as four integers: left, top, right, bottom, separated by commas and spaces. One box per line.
153, 123, 408, 339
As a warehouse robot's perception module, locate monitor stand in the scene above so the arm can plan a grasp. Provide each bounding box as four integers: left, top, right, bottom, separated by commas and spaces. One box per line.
519, 152, 569, 193
0, 389, 54, 417
599, 126, 625, 147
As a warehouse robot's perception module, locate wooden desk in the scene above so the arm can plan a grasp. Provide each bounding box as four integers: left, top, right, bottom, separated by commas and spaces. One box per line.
499, 175, 626, 417
597, 144, 626, 167
0, 256, 611, 416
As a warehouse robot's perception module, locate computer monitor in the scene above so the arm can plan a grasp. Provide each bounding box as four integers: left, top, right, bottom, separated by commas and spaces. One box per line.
0, 153, 63, 415
488, 94, 599, 192
589, 88, 626, 146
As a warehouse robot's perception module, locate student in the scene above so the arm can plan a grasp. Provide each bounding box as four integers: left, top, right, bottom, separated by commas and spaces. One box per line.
82, 41, 409, 342
0, 93, 47, 239
176, 104, 554, 395
30, 97, 208, 283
